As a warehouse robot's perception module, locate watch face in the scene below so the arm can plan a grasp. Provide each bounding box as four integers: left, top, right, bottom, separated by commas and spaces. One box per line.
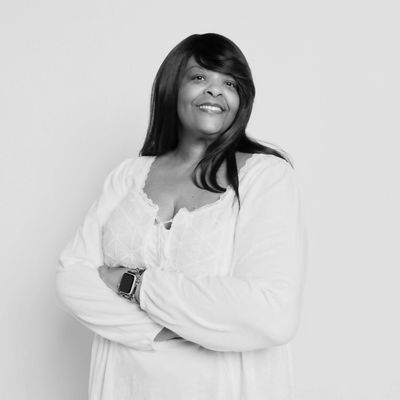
119, 273, 136, 294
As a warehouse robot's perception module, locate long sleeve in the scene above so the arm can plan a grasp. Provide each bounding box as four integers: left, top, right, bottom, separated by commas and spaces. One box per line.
139, 157, 306, 352
56, 159, 163, 350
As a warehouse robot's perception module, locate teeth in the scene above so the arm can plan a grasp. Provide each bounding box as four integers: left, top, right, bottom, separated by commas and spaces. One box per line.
199, 105, 223, 112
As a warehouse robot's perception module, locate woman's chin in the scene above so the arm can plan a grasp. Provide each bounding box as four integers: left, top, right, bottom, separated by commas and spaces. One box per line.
196, 124, 226, 137
180, 122, 227, 140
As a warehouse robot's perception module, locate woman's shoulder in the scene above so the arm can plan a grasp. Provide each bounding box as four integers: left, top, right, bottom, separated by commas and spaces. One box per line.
238, 152, 292, 178
237, 152, 295, 195
105, 155, 155, 185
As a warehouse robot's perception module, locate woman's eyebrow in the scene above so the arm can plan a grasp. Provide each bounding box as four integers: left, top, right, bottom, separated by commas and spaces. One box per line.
185, 65, 205, 73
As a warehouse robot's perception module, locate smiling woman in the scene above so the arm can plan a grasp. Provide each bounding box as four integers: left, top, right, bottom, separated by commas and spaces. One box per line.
177, 57, 240, 139
56, 33, 306, 400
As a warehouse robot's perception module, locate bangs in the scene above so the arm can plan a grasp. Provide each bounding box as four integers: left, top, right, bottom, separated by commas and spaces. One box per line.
195, 54, 241, 77
192, 52, 253, 108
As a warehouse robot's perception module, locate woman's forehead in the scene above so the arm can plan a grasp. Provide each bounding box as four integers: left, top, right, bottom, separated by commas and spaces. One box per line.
185, 56, 202, 71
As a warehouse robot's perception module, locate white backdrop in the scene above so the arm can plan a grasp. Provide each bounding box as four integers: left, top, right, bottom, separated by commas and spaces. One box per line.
1, 1, 399, 399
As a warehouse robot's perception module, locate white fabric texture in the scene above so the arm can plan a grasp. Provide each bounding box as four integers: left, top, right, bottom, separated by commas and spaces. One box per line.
56, 153, 306, 400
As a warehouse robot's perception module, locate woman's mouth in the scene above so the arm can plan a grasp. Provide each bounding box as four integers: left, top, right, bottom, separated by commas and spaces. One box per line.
197, 103, 225, 114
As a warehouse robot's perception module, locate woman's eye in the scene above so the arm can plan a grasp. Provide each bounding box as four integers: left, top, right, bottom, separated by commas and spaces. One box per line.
192, 75, 205, 81
225, 81, 237, 89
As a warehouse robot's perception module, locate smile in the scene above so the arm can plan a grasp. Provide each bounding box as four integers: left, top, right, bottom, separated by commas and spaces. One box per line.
197, 104, 225, 114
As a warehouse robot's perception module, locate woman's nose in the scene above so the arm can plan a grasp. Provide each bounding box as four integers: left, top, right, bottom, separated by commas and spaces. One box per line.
204, 82, 222, 97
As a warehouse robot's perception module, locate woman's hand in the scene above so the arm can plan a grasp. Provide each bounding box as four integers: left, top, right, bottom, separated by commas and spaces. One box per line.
155, 327, 182, 341
98, 265, 128, 294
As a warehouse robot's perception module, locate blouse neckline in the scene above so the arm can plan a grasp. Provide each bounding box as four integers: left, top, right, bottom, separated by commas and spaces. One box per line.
136, 153, 261, 229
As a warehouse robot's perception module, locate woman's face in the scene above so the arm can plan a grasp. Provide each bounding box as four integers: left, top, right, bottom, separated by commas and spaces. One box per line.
177, 57, 240, 140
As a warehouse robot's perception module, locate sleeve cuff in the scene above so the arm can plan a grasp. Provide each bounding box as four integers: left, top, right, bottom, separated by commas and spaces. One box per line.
142, 324, 165, 351
138, 268, 165, 349
138, 267, 150, 312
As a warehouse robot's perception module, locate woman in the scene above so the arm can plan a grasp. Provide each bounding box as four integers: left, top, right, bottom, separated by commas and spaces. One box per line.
57, 33, 305, 400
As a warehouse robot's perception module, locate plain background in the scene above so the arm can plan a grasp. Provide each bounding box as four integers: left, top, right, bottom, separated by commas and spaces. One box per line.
1, 1, 399, 399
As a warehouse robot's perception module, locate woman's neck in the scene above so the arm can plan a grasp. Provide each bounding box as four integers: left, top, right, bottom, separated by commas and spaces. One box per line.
170, 138, 210, 165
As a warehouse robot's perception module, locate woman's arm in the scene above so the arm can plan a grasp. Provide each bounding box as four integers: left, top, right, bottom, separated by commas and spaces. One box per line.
137, 157, 306, 352
56, 159, 164, 350
97, 265, 181, 341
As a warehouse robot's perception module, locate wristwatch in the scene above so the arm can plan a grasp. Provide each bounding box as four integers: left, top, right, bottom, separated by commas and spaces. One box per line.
118, 268, 145, 301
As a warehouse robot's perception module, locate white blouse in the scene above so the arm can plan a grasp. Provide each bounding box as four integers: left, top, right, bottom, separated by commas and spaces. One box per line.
56, 153, 306, 400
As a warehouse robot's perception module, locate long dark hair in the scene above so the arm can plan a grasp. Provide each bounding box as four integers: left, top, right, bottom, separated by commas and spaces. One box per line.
140, 33, 290, 204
